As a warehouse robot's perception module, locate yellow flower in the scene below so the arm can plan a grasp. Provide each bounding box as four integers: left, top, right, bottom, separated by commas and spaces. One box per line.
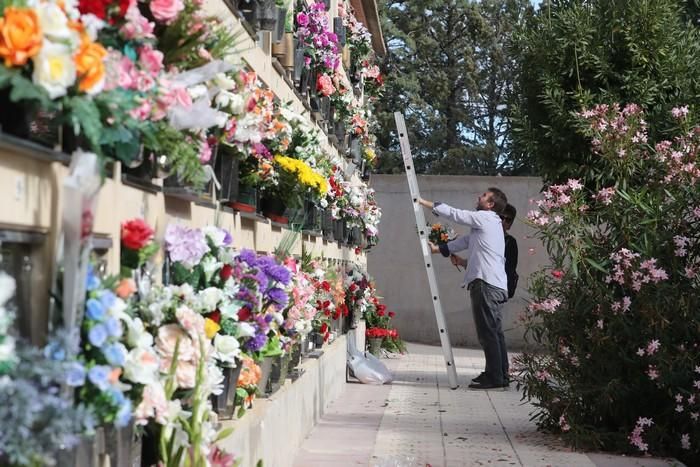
204, 318, 220, 339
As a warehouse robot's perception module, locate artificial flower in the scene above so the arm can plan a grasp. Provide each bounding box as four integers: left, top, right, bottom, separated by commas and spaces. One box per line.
31, 41, 75, 98
121, 218, 155, 250
0, 7, 42, 67
150, 0, 184, 24
75, 36, 107, 94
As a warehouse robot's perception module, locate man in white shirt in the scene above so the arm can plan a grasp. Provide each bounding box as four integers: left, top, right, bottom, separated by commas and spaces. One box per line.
418, 188, 509, 389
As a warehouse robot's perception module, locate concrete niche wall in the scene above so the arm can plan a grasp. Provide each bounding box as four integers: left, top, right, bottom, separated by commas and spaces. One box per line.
367, 174, 550, 350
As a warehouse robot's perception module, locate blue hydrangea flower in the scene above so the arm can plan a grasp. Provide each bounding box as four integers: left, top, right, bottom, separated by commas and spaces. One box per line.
115, 398, 132, 428
65, 361, 86, 387
43, 340, 66, 361
99, 291, 117, 310
103, 343, 127, 367
88, 365, 111, 391
85, 298, 106, 321
108, 388, 132, 428
88, 324, 108, 348
103, 317, 123, 338
86, 265, 100, 291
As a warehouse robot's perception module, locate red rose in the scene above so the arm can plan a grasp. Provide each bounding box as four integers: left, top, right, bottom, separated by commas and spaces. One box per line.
78, 0, 128, 21
238, 307, 252, 322
323, 310, 331, 317
388, 311, 396, 318
377, 304, 387, 313
320, 323, 328, 334
377, 310, 385, 317
207, 310, 222, 324
220, 264, 233, 281
349, 283, 357, 292
321, 281, 331, 292
121, 218, 154, 250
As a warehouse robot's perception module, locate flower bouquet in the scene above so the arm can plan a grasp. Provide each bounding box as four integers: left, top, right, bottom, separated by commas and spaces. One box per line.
428, 222, 455, 246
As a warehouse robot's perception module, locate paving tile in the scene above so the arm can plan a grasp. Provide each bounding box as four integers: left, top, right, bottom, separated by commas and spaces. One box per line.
294, 344, 682, 467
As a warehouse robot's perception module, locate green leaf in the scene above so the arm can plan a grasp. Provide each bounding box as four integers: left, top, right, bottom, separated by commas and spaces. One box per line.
584, 258, 607, 274
215, 427, 235, 442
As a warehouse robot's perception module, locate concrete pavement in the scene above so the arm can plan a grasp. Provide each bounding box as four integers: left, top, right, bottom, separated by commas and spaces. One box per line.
294, 343, 683, 467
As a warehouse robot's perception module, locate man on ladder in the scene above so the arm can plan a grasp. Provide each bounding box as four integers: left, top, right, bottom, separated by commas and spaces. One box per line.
417, 190, 510, 390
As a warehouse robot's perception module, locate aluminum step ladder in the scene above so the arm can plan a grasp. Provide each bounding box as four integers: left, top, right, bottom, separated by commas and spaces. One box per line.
394, 112, 459, 389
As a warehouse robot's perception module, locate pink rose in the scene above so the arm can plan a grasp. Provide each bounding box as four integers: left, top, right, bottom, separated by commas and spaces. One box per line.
117, 56, 137, 89
316, 74, 336, 97
129, 101, 152, 121
134, 384, 168, 425
199, 142, 212, 163
150, 0, 184, 23
166, 85, 192, 108
159, 358, 197, 388
155, 324, 196, 361
176, 306, 205, 338
139, 45, 164, 75
121, 4, 155, 39
136, 72, 156, 92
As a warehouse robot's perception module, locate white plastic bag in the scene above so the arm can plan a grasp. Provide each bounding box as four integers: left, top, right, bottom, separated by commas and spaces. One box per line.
347, 336, 392, 385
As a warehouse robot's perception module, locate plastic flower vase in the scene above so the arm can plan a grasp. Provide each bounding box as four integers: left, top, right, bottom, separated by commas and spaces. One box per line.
211, 360, 243, 420
368, 337, 384, 356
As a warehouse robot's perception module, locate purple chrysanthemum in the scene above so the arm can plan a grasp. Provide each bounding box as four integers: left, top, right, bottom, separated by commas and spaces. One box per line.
265, 264, 291, 285
245, 332, 267, 352
237, 249, 257, 267
266, 287, 289, 307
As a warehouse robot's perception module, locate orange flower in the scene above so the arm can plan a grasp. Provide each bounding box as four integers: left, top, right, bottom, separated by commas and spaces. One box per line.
0, 7, 42, 67
237, 355, 261, 387
115, 278, 137, 298
74, 37, 107, 94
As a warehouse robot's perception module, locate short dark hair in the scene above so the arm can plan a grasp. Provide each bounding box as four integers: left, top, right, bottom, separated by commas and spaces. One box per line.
487, 187, 507, 215
501, 203, 516, 222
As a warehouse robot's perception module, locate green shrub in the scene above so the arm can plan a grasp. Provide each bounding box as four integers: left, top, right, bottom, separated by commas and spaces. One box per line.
515, 103, 699, 464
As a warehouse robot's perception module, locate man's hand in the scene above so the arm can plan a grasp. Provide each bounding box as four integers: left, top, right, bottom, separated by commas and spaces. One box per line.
450, 254, 466, 267
417, 197, 434, 209
427, 241, 440, 254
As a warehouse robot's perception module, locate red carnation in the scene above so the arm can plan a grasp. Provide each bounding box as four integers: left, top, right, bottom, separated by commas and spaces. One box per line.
121, 218, 154, 250
321, 281, 331, 292
238, 307, 252, 322
388, 311, 396, 318
207, 310, 222, 324
349, 283, 357, 292
220, 264, 233, 281
323, 310, 331, 317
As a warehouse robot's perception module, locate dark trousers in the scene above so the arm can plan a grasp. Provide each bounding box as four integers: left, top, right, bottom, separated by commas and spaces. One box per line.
469, 279, 508, 384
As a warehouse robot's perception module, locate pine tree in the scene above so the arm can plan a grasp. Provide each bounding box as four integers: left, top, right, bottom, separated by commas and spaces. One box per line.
374, 0, 533, 175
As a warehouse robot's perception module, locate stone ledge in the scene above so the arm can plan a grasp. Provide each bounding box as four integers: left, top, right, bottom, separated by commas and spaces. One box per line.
220, 334, 348, 467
